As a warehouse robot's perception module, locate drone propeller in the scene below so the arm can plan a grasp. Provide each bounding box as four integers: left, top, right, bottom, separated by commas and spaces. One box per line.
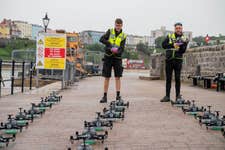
18, 107, 23, 113
207, 106, 212, 112
215, 111, 220, 117
8, 114, 13, 120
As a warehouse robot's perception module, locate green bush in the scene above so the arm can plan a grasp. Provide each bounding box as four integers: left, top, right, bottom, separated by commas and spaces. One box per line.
0, 39, 35, 60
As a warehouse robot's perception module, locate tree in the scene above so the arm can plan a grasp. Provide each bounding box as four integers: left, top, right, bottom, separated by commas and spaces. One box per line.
192, 36, 207, 46
155, 36, 166, 49
136, 42, 152, 55
122, 49, 139, 59
136, 43, 147, 53
84, 43, 104, 52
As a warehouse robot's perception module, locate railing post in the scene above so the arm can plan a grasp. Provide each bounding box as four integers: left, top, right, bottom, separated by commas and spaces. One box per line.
11, 60, 15, 95
29, 61, 33, 90
21, 61, 25, 93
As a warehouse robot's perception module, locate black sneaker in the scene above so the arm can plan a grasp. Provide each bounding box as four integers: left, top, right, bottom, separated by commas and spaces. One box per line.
160, 96, 170, 102
100, 96, 107, 103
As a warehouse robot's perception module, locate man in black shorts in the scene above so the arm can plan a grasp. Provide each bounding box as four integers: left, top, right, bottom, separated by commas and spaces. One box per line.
99, 18, 127, 103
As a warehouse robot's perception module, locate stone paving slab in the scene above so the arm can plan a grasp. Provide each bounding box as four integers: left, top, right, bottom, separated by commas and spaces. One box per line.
0, 70, 224, 150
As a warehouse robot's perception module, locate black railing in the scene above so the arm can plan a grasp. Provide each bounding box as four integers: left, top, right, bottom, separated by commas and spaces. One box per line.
0, 60, 35, 97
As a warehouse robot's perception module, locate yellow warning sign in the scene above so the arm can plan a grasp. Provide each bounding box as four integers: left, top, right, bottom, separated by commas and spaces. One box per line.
38, 39, 44, 45
44, 58, 65, 69
37, 61, 43, 66
45, 37, 66, 48
36, 33, 66, 70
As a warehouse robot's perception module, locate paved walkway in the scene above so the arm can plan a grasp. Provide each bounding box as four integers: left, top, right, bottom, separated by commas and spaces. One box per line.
0, 70, 225, 150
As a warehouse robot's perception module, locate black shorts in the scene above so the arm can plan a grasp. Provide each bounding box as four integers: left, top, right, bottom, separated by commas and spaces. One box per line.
102, 57, 123, 78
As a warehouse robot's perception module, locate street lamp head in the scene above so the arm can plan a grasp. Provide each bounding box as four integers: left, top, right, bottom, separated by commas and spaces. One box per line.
42, 13, 50, 29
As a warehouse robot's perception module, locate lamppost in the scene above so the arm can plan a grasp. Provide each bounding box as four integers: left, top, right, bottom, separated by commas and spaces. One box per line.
42, 13, 50, 77
42, 13, 50, 33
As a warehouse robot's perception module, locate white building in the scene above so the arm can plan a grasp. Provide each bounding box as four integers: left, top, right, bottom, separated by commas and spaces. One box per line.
126, 35, 155, 48
80, 30, 105, 45
126, 35, 143, 46
143, 36, 155, 47
151, 26, 192, 41
13, 20, 32, 39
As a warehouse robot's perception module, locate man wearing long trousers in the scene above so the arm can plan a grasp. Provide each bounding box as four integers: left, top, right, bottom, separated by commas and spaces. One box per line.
160, 23, 189, 102
99, 18, 127, 103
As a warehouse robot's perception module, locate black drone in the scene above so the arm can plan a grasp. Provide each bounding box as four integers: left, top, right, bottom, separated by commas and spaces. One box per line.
0, 134, 15, 147
194, 106, 216, 125
84, 112, 113, 130
42, 92, 62, 104
0, 114, 28, 133
70, 127, 108, 144
182, 100, 204, 115
50, 91, 62, 100
171, 95, 191, 107
68, 132, 108, 150
24, 103, 45, 119
204, 111, 225, 130
31, 100, 52, 110
110, 96, 129, 108
104, 103, 125, 114
69, 135, 93, 150
15, 107, 34, 122
100, 107, 124, 121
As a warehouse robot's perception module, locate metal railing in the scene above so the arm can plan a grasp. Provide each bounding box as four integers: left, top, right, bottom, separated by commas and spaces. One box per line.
0, 60, 35, 97
0, 59, 77, 97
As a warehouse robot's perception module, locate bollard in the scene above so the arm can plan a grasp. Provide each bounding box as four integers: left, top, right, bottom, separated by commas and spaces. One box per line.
160, 60, 165, 80
21, 61, 25, 93
29, 62, 33, 90
11, 60, 15, 95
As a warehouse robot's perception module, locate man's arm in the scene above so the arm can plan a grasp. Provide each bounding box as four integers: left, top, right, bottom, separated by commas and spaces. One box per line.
99, 29, 111, 48
117, 38, 126, 55
179, 41, 189, 54
162, 35, 174, 49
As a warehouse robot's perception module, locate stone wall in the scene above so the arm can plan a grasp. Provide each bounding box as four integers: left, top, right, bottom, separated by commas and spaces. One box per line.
150, 44, 225, 81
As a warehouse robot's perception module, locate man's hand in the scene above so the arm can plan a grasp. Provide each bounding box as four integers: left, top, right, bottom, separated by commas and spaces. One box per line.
111, 47, 118, 54
173, 43, 180, 50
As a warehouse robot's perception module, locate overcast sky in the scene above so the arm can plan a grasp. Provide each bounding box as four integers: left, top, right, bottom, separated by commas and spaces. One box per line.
1, 0, 225, 37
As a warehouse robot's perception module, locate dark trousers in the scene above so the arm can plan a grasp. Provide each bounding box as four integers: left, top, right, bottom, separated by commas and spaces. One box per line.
165, 59, 183, 98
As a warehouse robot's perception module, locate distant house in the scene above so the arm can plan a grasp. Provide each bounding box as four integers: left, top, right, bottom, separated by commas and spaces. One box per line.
0, 24, 10, 39
0, 19, 21, 39
11, 22, 22, 39
13, 20, 32, 39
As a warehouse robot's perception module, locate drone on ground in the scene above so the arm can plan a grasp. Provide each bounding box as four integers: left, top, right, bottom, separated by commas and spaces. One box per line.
84, 112, 113, 131
0, 114, 28, 134
15, 107, 34, 123
0, 134, 15, 147
204, 111, 225, 130
182, 100, 204, 115
171, 95, 191, 107
100, 107, 124, 121
70, 126, 108, 145
110, 96, 129, 108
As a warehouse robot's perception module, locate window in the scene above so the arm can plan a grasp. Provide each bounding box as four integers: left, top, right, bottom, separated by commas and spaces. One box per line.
67, 36, 77, 42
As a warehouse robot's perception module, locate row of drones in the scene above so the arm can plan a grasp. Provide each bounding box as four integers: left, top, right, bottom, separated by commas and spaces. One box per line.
68, 97, 130, 150
0, 91, 62, 148
170, 96, 225, 137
